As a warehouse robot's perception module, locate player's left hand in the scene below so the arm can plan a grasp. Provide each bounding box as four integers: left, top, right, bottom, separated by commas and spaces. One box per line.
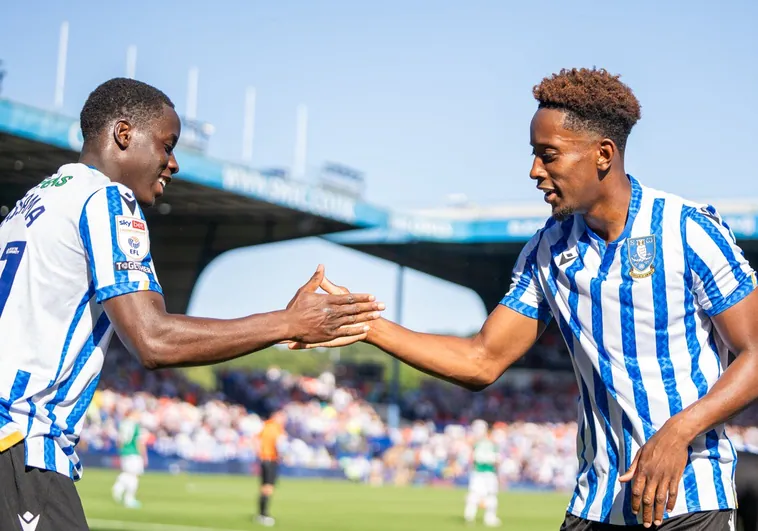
619, 421, 691, 528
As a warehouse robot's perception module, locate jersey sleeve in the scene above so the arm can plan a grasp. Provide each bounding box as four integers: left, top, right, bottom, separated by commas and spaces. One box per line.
499, 231, 552, 323
78, 185, 162, 303
683, 205, 756, 317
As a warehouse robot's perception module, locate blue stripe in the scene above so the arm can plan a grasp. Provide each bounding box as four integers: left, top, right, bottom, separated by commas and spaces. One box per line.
688, 210, 749, 286
564, 233, 592, 341
618, 244, 655, 440
44, 437, 56, 470
621, 412, 637, 525
545, 217, 575, 288
683, 207, 755, 316
681, 209, 710, 400
578, 377, 600, 520
685, 248, 724, 308
683, 451, 701, 511
594, 371, 620, 522
589, 242, 621, 521
500, 297, 544, 321
651, 200, 683, 416
705, 429, 728, 507
725, 428, 738, 508
96, 280, 163, 304
64, 374, 102, 436
651, 199, 700, 512
506, 231, 547, 301
558, 233, 595, 516
568, 396, 587, 514
43, 311, 110, 470
0, 370, 32, 429
106, 186, 129, 285
561, 313, 586, 515
51, 284, 96, 385
25, 398, 35, 436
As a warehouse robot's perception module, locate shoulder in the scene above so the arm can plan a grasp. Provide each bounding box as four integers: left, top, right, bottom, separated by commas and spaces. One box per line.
638, 180, 715, 222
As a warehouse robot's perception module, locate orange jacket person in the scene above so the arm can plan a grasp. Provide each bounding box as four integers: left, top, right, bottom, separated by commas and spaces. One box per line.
257, 411, 286, 526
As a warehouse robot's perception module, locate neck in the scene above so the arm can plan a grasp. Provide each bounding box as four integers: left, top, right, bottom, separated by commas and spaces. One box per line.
582, 168, 631, 243
79, 144, 122, 182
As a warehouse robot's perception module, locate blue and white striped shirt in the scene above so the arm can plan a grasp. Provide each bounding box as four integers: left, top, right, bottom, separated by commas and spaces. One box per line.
0, 163, 161, 479
501, 175, 756, 524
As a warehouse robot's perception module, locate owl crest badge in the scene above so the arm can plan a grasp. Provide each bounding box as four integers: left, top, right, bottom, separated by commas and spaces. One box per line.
628, 236, 656, 279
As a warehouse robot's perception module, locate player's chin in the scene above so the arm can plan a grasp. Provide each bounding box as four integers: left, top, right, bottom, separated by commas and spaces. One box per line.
137, 190, 158, 208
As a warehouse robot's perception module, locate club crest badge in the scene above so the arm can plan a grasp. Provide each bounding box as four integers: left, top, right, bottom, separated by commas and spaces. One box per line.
628, 236, 656, 279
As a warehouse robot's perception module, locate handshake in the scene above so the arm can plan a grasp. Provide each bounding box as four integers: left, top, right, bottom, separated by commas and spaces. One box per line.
282, 264, 385, 350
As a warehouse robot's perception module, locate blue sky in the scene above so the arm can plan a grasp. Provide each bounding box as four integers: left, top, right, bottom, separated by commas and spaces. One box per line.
2, 0, 757, 334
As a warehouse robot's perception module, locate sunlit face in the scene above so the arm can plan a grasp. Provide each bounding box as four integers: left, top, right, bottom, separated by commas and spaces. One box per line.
118, 104, 181, 207
529, 108, 603, 221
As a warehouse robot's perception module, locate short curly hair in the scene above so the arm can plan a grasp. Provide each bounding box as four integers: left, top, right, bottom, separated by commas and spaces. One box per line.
533, 68, 641, 151
80, 78, 174, 142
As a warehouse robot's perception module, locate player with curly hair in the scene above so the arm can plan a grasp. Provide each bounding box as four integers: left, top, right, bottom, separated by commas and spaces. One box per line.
295, 68, 758, 530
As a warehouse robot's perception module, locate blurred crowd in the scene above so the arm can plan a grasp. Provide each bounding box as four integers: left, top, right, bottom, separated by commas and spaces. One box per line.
80, 339, 758, 491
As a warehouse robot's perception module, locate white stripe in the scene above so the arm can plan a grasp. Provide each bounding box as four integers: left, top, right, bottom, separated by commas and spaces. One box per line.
86, 519, 240, 531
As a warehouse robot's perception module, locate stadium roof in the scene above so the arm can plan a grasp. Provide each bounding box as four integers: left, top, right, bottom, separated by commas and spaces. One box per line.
0, 98, 389, 312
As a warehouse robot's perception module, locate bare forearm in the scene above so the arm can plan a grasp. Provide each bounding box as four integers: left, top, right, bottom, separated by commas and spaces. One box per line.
139, 311, 291, 369
368, 319, 496, 390
672, 350, 758, 442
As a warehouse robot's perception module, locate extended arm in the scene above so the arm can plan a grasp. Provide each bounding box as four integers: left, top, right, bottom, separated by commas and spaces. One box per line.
104, 268, 383, 370
366, 306, 546, 391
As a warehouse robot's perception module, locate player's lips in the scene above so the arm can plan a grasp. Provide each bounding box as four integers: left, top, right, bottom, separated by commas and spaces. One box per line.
157, 174, 172, 191
538, 187, 558, 203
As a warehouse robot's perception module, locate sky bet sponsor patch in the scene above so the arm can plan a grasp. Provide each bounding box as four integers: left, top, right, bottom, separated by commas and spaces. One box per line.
115, 215, 149, 261
114, 261, 153, 275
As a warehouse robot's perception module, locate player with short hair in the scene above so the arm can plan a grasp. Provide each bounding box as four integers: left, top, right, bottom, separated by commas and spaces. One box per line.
111, 409, 147, 509
464, 420, 502, 527
294, 68, 758, 530
0, 77, 384, 530
256, 410, 287, 526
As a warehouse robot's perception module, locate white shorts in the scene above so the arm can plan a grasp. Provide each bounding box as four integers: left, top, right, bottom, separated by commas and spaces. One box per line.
120, 454, 144, 476
468, 471, 498, 497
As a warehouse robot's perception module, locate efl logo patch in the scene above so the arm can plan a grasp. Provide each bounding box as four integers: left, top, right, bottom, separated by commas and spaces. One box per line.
115, 216, 149, 261
628, 236, 656, 279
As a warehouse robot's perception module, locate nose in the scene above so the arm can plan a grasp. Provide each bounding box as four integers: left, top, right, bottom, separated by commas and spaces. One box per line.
168, 152, 179, 175
530, 156, 547, 181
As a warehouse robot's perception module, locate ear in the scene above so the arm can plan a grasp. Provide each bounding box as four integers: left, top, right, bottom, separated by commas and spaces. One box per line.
596, 139, 616, 171
113, 120, 132, 150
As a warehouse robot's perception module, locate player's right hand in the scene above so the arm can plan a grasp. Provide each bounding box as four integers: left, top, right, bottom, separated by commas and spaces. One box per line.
284, 265, 384, 344
286, 275, 370, 350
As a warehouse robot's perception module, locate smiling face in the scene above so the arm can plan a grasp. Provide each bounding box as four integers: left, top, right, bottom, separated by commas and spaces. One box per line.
529, 107, 606, 221
115, 104, 181, 207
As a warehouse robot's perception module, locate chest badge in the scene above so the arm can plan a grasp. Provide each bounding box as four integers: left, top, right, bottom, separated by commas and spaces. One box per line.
628, 236, 656, 279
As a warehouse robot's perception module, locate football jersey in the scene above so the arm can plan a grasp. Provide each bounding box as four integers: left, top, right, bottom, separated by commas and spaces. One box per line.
501, 175, 756, 524
118, 419, 142, 457
472, 439, 498, 474
0, 163, 161, 480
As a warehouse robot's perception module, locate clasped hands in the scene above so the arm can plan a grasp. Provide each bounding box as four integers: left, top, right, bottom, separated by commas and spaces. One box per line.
283, 265, 381, 349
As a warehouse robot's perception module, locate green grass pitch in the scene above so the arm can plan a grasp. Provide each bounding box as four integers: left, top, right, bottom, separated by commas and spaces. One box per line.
78, 469, 570, 531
